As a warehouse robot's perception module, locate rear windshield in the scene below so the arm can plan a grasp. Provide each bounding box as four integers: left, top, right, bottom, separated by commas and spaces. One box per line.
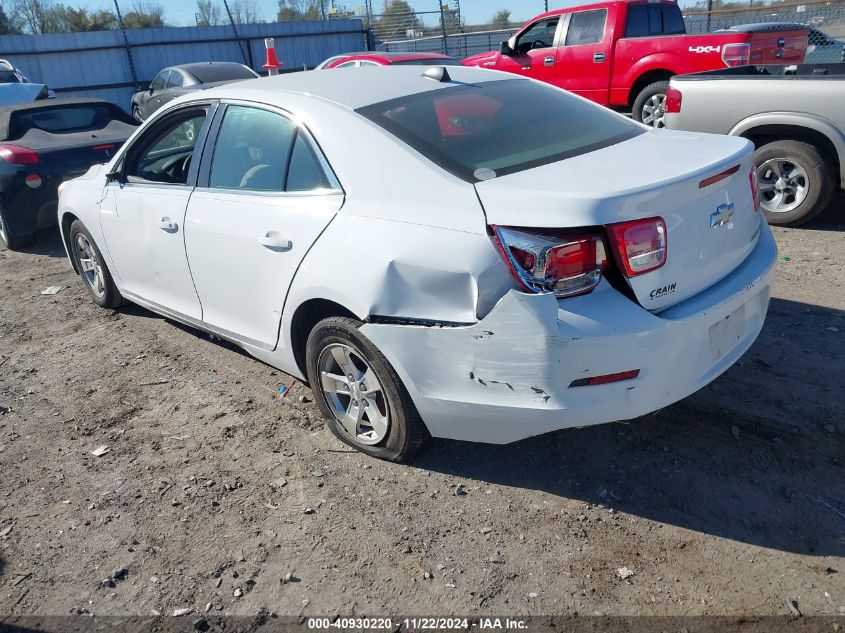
391, 58, 463, 66
356, 78, 643, 182
0, 70, 21, 83
189, 64, 256, 84
9, 103, 132, 138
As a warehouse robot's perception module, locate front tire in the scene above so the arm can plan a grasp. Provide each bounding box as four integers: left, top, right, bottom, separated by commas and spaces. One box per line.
632, 80, 670, 128
754, 140, 833, 227
305, 317, 431, 463
69, 220, 124, 309
0, 208, 35, 251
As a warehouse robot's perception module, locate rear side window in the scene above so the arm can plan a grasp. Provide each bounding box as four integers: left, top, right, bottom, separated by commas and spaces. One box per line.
286, 134, 331, 192
357, 78, 642, 182
565, 9, 607, 46
208, 105, 332, 193
625, 4, 685, 37
210, 106, 296, 192
9, 104, 130, 137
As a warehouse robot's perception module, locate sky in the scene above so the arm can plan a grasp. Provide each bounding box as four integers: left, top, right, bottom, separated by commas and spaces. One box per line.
73, 0, 582, 29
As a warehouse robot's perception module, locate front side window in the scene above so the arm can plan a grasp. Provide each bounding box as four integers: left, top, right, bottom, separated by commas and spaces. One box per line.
208, 105, 332, 193
565, 9, 607, 46
357, 78, 643, 183
515, 17, 560, 53
124, 109, 208, 184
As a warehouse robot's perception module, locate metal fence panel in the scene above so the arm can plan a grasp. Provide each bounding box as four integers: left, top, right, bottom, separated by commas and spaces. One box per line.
0, 19, 369, 112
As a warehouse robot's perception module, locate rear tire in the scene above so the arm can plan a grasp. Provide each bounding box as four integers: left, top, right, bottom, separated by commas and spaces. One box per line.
0, 208, 35, 251
753, 140, 833, 227
68, 219, 124, 309
632, 80, 670, 128
306, 317, 431, 463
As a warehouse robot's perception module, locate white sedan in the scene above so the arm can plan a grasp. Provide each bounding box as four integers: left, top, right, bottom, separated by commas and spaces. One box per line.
58, 66, 777, 462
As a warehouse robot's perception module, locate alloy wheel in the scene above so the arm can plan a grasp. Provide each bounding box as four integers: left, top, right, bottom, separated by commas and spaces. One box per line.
75, 233, 106, 298
317, 343, 390, 446
0, 213, 7, 245
757, 158, 809, 214
641, 94, 667, 128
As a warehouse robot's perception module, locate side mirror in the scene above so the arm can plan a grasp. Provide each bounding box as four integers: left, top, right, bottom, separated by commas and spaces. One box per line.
106, 170, 125, 184
500, 40, 514, 56
148, 86, 155, 94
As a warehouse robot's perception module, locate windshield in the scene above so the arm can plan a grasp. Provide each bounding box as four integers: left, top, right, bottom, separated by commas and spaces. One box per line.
189, 64, 257, 84
391, 58, 462, 66
0, 70, 21, 83
356, 78, 643, 182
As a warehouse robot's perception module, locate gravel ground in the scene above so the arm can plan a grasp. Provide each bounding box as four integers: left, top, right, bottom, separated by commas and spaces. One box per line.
0, 198, 843, 620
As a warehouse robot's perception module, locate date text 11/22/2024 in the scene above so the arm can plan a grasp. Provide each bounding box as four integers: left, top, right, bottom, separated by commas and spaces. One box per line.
306, 618, 528, 630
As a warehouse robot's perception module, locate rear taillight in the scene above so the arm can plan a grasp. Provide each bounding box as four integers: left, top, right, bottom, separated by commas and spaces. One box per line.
722, 42, 750, 67
665, 86, 682, 114
491, 226, 608, 298
0, 144, 39, 165
749, 165, 760, 212
606, 217, 667, 277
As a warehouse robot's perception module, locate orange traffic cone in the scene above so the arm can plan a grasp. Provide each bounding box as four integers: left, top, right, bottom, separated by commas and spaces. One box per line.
263, 38, 283, 75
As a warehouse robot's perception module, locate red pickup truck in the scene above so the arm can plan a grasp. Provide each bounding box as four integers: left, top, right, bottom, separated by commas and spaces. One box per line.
462, 0, 808, 127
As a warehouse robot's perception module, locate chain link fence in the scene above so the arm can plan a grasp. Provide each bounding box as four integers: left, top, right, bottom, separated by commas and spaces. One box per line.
376, 0, 845, 63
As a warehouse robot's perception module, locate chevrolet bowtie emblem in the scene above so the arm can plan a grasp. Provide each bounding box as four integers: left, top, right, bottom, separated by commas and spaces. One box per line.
710, 203, 734, 227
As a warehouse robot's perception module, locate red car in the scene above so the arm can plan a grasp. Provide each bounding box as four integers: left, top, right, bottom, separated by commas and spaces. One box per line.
316, 52, 462, 70
462, 0, 807, 127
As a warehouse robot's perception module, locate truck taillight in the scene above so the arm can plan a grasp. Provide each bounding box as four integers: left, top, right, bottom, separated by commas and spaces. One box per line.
749, 165, 761, 212
0, 144, 40, 165
722, 42, 750, 67
491, 226, 608, 298
665, 86, 682, 113
606, 217, 667, 277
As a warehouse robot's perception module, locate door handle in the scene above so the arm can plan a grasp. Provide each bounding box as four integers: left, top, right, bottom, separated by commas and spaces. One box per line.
544, 56, 555, 66
159, 218, 178, 232
593, 52, 606, 63
258, 232, 292, 251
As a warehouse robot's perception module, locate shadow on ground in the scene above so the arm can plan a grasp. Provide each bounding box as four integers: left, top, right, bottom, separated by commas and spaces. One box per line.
415, 296, 845, 557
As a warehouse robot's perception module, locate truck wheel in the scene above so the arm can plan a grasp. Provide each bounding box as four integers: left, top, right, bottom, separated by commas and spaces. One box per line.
754, 140, 833, 227
633, 81, 670, 128
306, 317, 431, 463
0, 207, 35, 251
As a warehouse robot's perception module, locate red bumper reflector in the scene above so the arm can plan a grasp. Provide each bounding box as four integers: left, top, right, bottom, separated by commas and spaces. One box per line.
569, 369, 640, 388
92, 144, 116, 151
699, 164, 740, 189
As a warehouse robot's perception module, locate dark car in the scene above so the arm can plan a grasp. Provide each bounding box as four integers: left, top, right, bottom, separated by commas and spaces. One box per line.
0, 98, 136, 250
130, 62, 260, 122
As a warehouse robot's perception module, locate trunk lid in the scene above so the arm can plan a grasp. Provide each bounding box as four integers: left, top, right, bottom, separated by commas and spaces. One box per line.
475, 130, 760, 311
744, 26, 808, 63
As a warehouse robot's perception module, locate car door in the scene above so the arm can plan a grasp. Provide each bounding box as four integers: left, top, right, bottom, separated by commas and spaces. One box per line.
555, 8, 612, 103
184, 103, 344, 350
100, 104, 213, 320
496, 16, 564, 85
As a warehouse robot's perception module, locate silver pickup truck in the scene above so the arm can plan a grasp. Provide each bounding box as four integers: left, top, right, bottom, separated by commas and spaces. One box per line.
665, 63, 844, 226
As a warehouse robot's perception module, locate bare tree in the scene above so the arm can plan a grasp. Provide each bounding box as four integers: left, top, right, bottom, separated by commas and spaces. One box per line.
122, 0, 165, 28
196, 0, 222, 26
227, 0, 261, 24
14, 0, 53, 34
277, 0, 320, 22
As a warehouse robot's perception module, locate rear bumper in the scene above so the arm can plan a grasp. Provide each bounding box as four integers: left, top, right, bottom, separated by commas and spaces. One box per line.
361, 217, 777, 444
0, 170, 69, 237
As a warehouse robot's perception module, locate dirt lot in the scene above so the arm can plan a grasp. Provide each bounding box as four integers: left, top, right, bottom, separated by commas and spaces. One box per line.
0, 198, 843, 622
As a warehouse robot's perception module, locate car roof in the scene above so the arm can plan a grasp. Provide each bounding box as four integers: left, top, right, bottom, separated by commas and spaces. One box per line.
332, 52, 455, 62
199, 65, 515, 111
169, 61, 248, 72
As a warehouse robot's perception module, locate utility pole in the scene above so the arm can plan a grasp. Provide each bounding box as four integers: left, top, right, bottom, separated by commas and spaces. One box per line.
545, 1, 549, 12
222, 0, 249, 65
113, 0, 139, 91
440, 3, 449, 55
